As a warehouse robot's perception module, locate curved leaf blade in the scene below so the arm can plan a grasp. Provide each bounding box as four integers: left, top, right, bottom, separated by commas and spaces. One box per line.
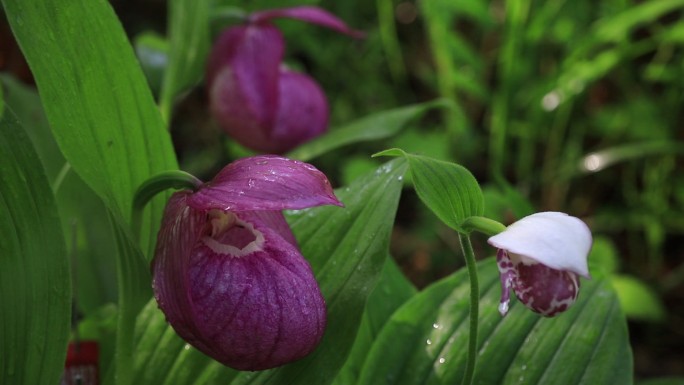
287, 99, 453, 162
2, 0, 178, 256
0, 111, 71, 385
375, 148, 484, 232
358, 259, 633, 385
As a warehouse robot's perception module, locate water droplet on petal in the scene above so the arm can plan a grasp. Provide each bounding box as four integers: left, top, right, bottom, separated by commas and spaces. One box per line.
498, 300, 510, 316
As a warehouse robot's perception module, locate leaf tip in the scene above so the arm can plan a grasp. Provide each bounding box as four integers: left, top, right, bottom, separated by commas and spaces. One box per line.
372, 148, 406, 158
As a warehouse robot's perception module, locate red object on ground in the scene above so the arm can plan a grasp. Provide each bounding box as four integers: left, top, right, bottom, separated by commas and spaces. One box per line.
61, 340, 99, 385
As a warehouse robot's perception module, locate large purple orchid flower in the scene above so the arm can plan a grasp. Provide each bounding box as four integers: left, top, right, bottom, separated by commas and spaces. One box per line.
487, 212, 592, 317
206, 6, 363, 154
152, 155, 342, 370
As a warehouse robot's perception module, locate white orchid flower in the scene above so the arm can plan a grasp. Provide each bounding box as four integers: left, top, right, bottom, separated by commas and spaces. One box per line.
487, 212, 593, 317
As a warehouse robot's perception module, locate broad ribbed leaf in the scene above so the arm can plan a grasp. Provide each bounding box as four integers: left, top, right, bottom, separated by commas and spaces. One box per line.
358, 259, 633, 385
0, 110, 71, 385
332, 256, 417, 385
375, 148, 484, 232
2, 3, 179, 385
287, 100, 453, 161
159, 0, 210, 121
2, 0, 178, 257
2, 74, 119, 315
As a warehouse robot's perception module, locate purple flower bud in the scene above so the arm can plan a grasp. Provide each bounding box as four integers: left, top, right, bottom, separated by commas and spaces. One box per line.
152, 156, 342, 370
206, 7, 363, 153
487, 212, 592, 317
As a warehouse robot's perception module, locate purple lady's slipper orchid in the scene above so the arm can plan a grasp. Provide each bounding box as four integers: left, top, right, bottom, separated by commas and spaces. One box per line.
206, 6, 363, 154
487, 212, 592, 317
152, 155, 342, 370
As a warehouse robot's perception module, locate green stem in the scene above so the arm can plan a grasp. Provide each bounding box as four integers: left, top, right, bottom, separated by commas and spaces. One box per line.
459, 233, 479, 385
131, 170, 202, 241
461, 216, 507, 236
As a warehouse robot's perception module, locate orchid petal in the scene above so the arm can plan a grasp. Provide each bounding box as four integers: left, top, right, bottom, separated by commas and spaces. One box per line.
187, 155, 342, 212
152, 192, 210, 351
240, 210, 298, 247
153, 204, 326, 370
250, 6, 365, 38
487, 212, 592, 278
208, 24, 284, 140
262, 69, 329, 153
512, 257, 580, 317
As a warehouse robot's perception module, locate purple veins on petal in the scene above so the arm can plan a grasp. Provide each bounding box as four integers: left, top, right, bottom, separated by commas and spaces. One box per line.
207, 6, 362, 153
152, 156, 341, 370
207, 24, 284, 148
187, 155, 343, 212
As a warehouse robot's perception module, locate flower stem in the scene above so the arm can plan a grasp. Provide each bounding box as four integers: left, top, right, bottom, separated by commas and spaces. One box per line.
461, 216, 506, 236
131, 170, 202, 241
459, 232, 479, 385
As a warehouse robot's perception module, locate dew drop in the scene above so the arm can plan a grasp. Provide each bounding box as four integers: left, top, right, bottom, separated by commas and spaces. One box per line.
184, 344, 191, 350
432, 323, 440, 329
426, 339, 432, 345
438, 357, 446, 364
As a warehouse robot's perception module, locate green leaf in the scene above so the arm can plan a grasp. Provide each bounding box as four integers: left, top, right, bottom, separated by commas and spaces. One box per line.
358, 258, 633, 385
375, 148, 484, 232
0, 110, 71, 385
333, 256, 417, 385
286, 99, 453, 162
3, 74, 119, 315
611, 275, 666, 322
126, 300, 237, 385
2, 0, 178, 256
2, 3, 180, 385
159, 0, 211, 122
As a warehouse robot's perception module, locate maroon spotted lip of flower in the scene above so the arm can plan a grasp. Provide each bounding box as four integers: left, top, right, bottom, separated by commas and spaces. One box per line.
206, 6, 363, 154
487, 212, 592, 317
152, 155, 342, 371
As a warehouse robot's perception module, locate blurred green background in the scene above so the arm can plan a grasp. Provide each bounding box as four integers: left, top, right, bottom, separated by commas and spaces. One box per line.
3, 0, 684, 381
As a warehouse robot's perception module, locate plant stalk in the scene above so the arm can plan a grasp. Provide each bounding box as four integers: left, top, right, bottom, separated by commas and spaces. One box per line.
459, 232, 479, 385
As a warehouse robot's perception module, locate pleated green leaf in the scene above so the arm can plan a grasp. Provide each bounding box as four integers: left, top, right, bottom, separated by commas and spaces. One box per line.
287, 99, 453, 162
0, 110, 71, 385
2, 0, 178, 257
375, 148, 484, 232
2, 2, 180, 385
358, 258, 633, 385
332, 256, 417, 385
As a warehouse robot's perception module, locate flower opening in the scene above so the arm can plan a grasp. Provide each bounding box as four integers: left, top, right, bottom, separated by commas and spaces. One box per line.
152, 156, 342, 370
